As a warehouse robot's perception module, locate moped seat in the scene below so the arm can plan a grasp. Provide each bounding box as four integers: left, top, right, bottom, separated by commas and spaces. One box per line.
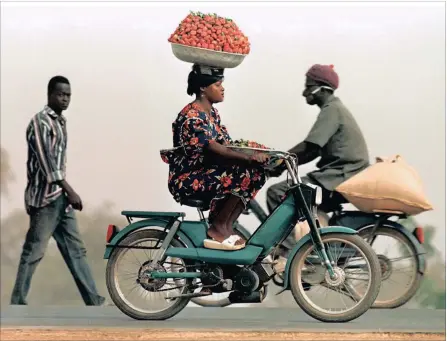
181, 199, 209, 210
319, 190, 349, 213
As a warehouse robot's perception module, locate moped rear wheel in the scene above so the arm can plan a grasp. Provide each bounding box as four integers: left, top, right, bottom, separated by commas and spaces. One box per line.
106, 229, 191, 320
289, 233, 381, 323
358, 225, 423, 309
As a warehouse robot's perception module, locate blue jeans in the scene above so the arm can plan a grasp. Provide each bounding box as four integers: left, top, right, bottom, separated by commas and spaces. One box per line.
10, 195, 105, 305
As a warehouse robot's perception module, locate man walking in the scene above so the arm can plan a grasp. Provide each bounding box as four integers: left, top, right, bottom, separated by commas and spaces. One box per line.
10, 75, 106, 306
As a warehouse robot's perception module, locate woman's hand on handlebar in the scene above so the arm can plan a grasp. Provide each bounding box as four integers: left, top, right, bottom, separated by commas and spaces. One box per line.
250, 153, 270, 164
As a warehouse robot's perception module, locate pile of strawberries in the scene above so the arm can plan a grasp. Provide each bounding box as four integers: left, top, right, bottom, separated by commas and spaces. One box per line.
168, 11, 251, 55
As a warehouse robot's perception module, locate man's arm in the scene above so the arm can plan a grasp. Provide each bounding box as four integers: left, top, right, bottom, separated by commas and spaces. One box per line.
31, 116, 65, 184
55, 179, 77, 197
268, 108, 340, 177
288, 141, 321, 165
296, 106, 341, 164
267, 141, 320, 177
31, 116, 83, 210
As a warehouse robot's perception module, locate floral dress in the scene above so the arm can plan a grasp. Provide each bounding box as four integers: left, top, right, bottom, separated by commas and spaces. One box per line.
160, 102, 267, 222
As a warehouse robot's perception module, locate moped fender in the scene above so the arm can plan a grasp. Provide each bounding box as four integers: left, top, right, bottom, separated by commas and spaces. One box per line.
103, 218, 195, 259
278, 226, 358, 294
332, 213, 427, 274
357, 221, 427, 274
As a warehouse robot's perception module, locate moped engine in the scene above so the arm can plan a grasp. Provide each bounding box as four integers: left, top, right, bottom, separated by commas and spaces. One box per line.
201, 266, 224, 287
233, 268, 260, 294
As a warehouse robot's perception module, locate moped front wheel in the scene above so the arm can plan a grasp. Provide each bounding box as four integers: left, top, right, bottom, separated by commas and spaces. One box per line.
289, 233, 381, 323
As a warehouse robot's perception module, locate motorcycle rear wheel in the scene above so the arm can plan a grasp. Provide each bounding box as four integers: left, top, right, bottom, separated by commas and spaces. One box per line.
358, 225, 423, 309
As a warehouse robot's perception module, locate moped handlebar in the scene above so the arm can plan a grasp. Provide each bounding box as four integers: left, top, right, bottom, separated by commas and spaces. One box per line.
226, 146, 302, 184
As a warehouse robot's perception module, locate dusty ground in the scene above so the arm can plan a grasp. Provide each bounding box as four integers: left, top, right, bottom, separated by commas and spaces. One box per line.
1, 329, 445, 341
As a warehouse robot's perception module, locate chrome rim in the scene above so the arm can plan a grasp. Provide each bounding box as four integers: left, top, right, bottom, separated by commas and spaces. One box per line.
112, 237, 188, 314
363, 227, 419, 305
295, 237, 373, 314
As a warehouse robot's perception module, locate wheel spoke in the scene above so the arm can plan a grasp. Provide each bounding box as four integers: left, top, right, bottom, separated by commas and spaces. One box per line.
292, 235, 377, 318
107, 231, 191, 318
360, 226, 420, 307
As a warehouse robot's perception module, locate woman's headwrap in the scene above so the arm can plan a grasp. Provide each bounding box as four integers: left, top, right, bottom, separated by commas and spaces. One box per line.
192, 64, 224, 86
306, 64, 339, 90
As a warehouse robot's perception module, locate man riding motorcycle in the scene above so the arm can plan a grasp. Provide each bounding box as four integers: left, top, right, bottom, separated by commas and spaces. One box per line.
266, 64, 371, 272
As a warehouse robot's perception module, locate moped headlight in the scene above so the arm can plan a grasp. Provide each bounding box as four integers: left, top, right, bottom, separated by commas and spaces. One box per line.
314, 186, 323, 206
304, 183, 323, 206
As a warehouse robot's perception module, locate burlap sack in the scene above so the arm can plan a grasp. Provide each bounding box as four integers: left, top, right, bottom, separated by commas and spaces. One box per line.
335, 155, 433, 216
294, 211, 329, 241
295, 221, 311, 241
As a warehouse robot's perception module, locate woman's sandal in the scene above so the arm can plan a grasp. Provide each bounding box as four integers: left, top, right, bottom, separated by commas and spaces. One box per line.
204, 234, 246, 251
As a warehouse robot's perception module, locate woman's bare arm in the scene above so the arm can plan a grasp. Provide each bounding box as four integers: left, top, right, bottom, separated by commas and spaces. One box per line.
206, 140, 267, 165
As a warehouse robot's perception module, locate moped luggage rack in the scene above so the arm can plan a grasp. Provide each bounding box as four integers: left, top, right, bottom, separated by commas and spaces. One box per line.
108, 214, 182, 251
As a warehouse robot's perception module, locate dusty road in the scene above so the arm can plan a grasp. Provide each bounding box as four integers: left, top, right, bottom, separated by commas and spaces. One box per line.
1, 306, 445, 340
1, 306, 445, 332
1, 329, 445, 341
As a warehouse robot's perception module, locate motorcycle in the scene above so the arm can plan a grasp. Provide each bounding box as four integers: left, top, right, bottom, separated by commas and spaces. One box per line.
103, 149, 382, 322
196, 180, 427, 310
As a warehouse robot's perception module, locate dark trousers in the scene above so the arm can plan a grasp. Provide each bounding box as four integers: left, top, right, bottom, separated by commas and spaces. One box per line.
266, 179, 303, 255
266, 176, 340, 256
10, 195, 105, 305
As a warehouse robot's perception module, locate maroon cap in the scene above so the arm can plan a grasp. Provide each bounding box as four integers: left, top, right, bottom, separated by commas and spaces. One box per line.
306, 64, 339, 90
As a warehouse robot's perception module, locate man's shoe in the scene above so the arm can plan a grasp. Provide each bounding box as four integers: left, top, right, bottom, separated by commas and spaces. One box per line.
99, 299, 114, 307
273, 256, 309, 274
273, 256, 287, 274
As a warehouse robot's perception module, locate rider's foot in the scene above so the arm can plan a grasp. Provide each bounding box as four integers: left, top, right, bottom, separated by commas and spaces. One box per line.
222, 195, 247, 246
273, 256, 309, 274
204, 195, 246, 250
273, 256, 287, 273
206, 223, 246, 249
231, 236, 245, 246
207, 225, 245, 246
204, 234, 246, 250
207, 226, 227, 242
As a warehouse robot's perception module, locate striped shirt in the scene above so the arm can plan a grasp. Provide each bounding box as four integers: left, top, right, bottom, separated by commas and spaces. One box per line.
24, 105, 67, 209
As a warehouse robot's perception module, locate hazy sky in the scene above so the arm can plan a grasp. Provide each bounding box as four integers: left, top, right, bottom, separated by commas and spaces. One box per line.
1, 2, 445, 255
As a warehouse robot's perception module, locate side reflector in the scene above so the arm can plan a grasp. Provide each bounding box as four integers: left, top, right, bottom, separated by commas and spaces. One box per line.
106, 224, 119, 243
413, 227, 424, 244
